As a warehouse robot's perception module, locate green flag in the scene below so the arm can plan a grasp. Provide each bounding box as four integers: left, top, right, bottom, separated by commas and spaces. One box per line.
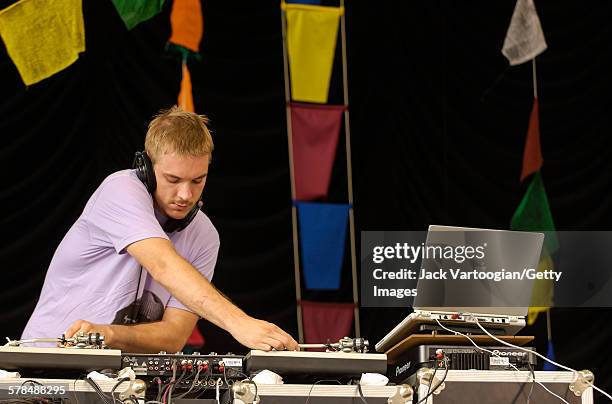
511, 171, 558, 253
112, 0, 164, 30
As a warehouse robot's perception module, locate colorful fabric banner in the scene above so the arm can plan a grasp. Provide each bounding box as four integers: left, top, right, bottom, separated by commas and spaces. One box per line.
296, 202, 349, 290
169, 0, 203, 52
186, 326, 205, 349
511, 98, 558, 325
178, 61, 195, 112
168, 0, 201, 113
0, 0, 85, 86
511, 172, 556, 239
542, 339, 558, 370
511, 171, 558, 324
291, 103, 345, 201
502, 0, 547, 65
301, 301, 354, 345
283, 2, 342, 103
286, 0, 321, 4
520, 99, 544, 182
112, 0, 164, 30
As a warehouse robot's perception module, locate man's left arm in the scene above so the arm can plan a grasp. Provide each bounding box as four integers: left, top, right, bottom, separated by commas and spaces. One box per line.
66, 308, 198, 353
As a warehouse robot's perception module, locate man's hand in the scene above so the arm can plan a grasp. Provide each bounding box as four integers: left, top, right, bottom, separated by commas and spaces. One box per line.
227, 315, 298, 351
63, 309, 197, 353
64, 320, 115, 346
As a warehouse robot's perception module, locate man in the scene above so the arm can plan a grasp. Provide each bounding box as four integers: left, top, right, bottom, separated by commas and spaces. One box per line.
22, 106, 298, 353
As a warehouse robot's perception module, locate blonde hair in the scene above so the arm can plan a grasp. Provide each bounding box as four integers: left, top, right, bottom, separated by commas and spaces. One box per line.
145, 105, 214, 163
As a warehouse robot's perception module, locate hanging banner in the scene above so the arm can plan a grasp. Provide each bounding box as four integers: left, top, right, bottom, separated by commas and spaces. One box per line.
296, 202, 349, 290
112, 0, 164, 30
502, 0, 547, 65
178, 61, 195, 112
511, 94, 557, 325
0, 0, 85, 86
286, 0, 321, 4
291, 103, 345, 201
520, 99, 543, 182
302, 300, 354, 345
511, 171, 558, 324
283, 2, 342, 103
543, 338, 558, 370
186, 326, 205, 349
169, 0, 203, 52
168, 0, 202, 112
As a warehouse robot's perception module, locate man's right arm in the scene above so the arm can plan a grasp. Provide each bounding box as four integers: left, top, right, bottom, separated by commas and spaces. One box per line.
126, 237, 298, 351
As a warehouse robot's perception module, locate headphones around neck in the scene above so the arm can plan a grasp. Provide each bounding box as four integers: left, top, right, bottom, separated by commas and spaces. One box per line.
132, 151, 202, 233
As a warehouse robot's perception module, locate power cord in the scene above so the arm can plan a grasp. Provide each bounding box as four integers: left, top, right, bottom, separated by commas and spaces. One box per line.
304, 379, 341, 404
84, 377, 112, 404
435, 319, 569, 404
215, 377, 222, 404
468, 315, 612, 401
355, 381, 370, 404
425, 357, 439, 399
526, 363, 536, 404
414, 356, 449, 404
110, 377, 130, 404
235, 371, 258, 402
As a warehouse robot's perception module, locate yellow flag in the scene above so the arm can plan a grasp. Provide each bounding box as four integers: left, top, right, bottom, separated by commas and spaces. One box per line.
0, 0, 85, 86
527, 248, 554, 325
283, 3, 342, 103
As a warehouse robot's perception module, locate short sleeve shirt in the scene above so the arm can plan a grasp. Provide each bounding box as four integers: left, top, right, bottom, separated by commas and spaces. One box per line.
21, 170, 219, 340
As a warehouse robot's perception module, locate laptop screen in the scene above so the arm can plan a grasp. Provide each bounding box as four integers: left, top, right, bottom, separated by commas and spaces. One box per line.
413, 225, 544, 314
374, 226, 545, 352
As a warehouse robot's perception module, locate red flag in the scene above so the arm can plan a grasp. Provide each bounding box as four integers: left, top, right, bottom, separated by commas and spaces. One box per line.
520, 98, 543, 182
290, 103, 345, 200
301, 300, 354, 347
186, 326, 205, 348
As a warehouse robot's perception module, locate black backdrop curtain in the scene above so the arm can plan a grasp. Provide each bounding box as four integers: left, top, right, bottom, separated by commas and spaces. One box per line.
1, 0, 611, 396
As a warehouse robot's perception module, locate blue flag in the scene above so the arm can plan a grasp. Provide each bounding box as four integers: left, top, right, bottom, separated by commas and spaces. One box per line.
542, 339, 558, 371
297, 202, 350, 289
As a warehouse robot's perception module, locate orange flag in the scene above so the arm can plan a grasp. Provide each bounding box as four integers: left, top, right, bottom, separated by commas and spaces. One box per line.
178, 61, 194, 112
169, 0, 203, 52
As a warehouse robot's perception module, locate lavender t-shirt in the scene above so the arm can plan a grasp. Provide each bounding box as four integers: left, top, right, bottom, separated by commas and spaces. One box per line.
22, 169, 219, 340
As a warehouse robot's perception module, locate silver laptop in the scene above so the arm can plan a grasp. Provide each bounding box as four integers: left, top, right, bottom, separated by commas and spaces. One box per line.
375, 225, 544, 353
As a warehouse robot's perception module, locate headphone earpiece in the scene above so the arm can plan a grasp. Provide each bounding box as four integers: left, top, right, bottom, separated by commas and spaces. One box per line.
132, 151, 201, 233
133, 151, 156, 193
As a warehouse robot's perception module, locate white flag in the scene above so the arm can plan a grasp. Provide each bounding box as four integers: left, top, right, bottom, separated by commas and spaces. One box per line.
502, 0, 547, 65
